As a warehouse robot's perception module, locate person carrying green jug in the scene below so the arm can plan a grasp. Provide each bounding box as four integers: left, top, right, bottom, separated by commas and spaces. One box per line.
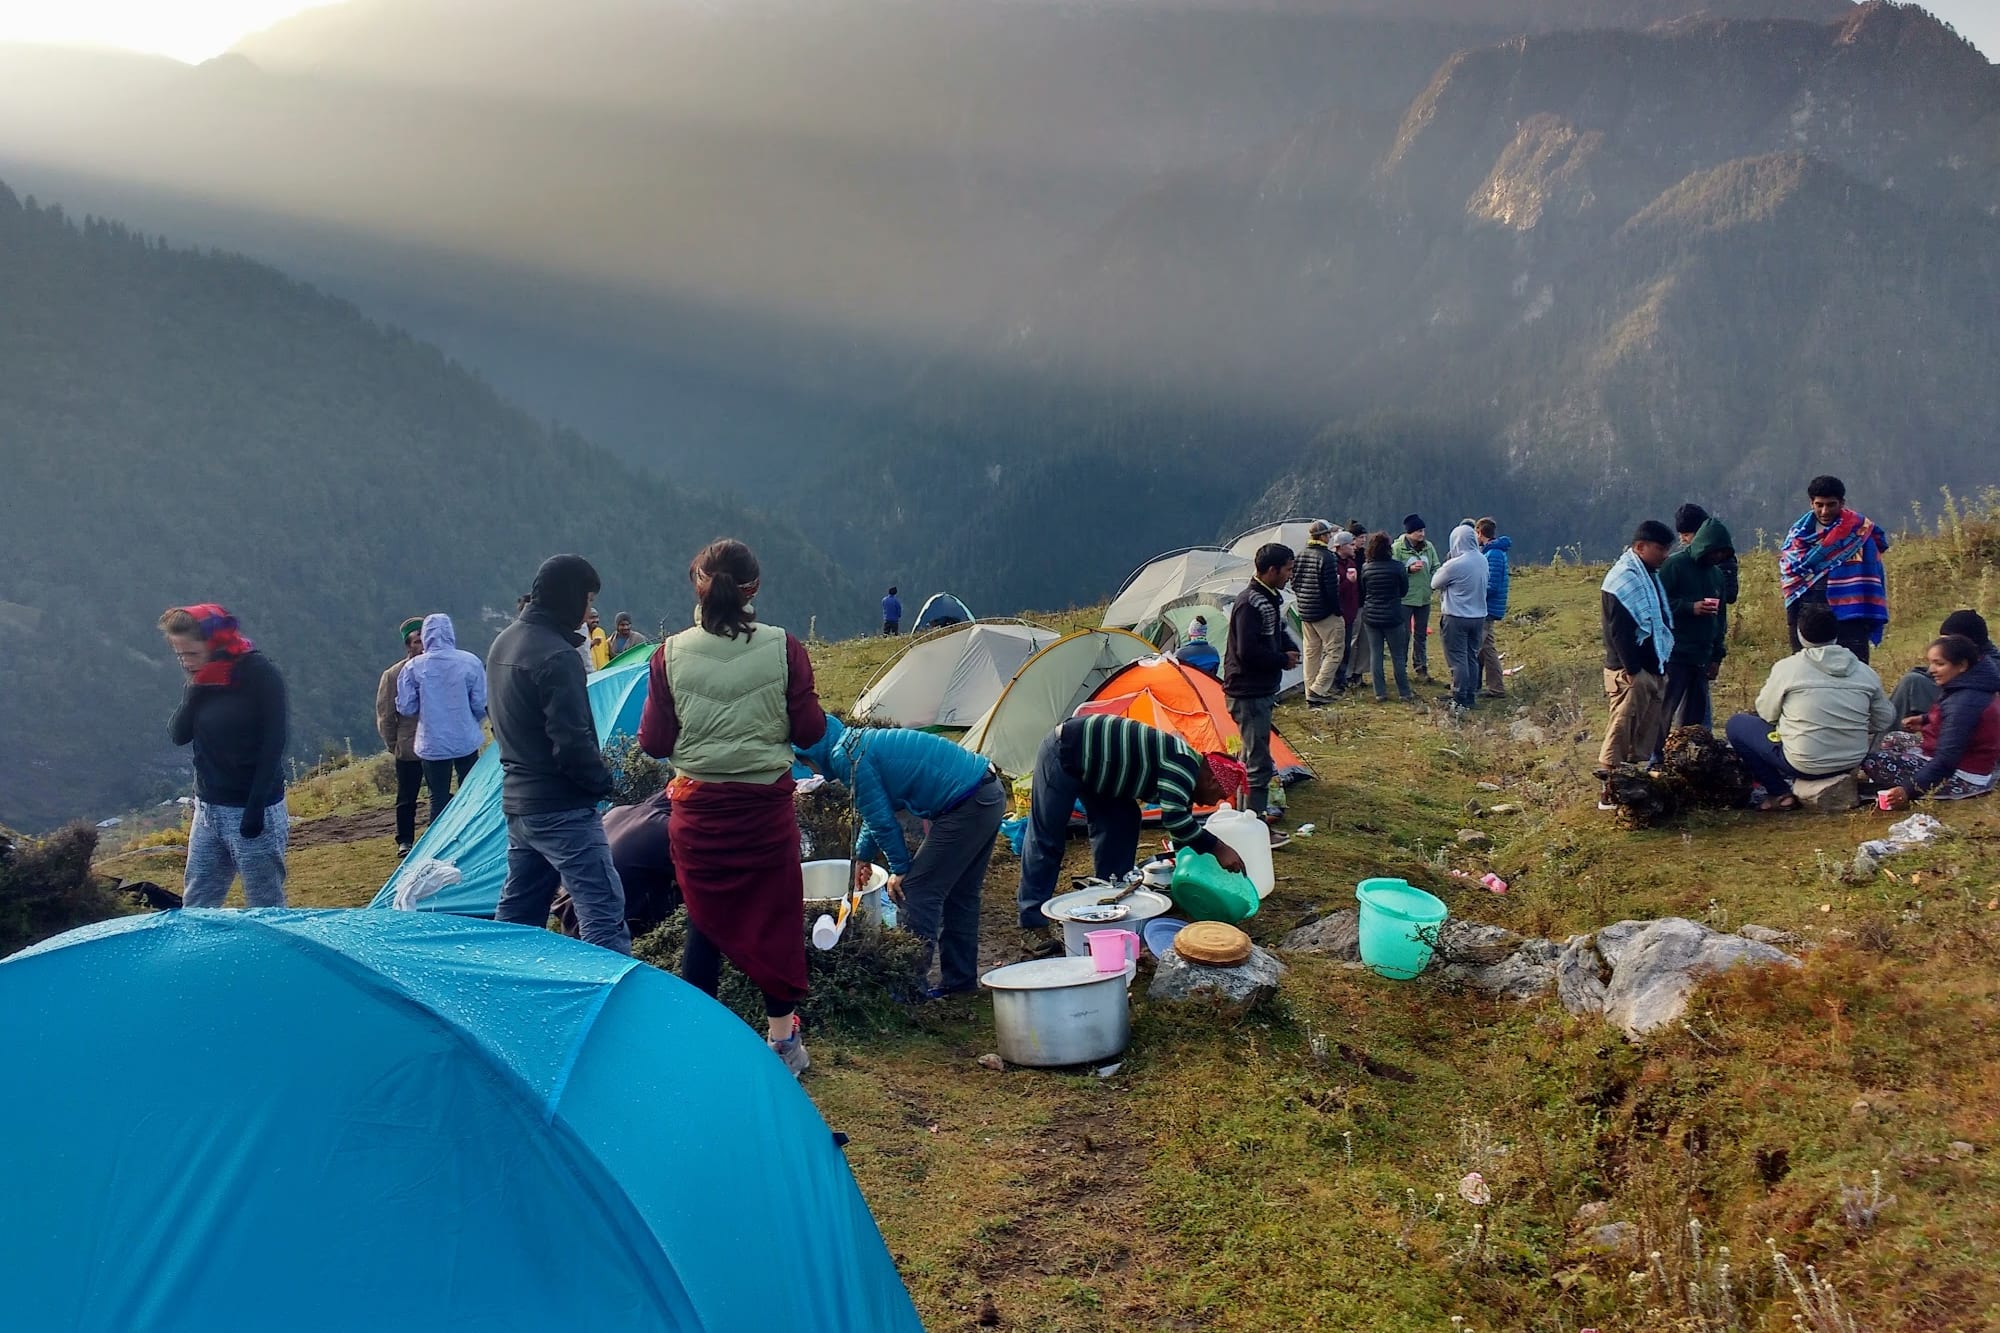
1015, 716, 1247, 956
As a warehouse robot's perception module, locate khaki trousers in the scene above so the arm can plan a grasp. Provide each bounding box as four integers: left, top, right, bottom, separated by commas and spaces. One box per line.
1301, 615, 1344, 700
1600, 669, 1665, 769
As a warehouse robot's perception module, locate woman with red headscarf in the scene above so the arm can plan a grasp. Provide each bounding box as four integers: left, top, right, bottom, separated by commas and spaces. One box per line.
160, 605, 289, 907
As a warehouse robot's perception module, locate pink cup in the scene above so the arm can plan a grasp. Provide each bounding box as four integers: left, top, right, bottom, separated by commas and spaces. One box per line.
1876, 791, 1896, 811
1086, 929, 1140, 973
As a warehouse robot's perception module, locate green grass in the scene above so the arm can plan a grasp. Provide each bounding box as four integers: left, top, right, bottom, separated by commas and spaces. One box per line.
96, 516, 2000, 1331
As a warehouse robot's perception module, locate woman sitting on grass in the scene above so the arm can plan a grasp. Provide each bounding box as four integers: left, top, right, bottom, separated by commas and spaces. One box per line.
1866, 634, 2000, 809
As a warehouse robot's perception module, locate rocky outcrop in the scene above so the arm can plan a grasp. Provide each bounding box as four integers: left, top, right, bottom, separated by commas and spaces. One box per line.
1597, 917, 1801, 1038
1149, 944, 1287, 1013
1278, 909, 1360, 961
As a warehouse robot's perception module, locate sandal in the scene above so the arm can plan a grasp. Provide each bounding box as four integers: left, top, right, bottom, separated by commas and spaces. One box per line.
1756, 794, 1800, 813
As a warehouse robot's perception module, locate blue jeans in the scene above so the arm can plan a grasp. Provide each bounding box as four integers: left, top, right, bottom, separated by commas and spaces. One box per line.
184, 799, 289, 908
496, 808, 631, 955
1441, 614, 1486, 710
1018, 723, 1143, 929
901, 777, 1006, 992
1724, 712, 1839, 799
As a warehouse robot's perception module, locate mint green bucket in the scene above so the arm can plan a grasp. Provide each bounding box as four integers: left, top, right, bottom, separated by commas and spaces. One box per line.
1355, 878, 1448, 980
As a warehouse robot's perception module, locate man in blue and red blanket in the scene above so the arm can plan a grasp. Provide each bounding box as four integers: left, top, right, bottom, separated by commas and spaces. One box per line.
1781, 475, 1889, 663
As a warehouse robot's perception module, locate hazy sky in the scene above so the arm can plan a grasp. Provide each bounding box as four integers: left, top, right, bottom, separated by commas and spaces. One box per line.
0, 0, 1994, 62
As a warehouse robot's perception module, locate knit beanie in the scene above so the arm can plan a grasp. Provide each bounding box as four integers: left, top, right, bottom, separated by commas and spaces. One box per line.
1403, 514, 1426, 534
1941, 610, 1992, 650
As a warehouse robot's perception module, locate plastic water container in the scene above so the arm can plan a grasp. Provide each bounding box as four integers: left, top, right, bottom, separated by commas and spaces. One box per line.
1354, 877, 1448, 980
1170, 847, 1260, 924
1204, 803, 1276, 900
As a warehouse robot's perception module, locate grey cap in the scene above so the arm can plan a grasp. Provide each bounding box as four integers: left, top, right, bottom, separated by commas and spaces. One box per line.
1309, 519, 1334, 537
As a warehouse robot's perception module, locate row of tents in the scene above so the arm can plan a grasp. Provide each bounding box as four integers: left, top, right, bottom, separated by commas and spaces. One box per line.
374, 519, 1325, 917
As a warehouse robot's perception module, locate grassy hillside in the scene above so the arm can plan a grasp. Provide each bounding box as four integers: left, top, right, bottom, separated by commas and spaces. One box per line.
80, 511, 2000, 1331
0, 185, 855, 829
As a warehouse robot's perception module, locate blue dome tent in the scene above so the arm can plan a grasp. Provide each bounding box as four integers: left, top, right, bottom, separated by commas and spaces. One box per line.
912, 592, 973, 631
0, 909, 922, 1332
371, 656, 653, 916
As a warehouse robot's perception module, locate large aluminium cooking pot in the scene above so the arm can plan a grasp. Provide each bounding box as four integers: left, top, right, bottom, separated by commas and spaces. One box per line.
980, 957, 1132, 1067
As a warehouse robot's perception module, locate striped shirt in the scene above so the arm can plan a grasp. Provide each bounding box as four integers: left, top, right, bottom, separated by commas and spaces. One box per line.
1065, 716, 1219, 853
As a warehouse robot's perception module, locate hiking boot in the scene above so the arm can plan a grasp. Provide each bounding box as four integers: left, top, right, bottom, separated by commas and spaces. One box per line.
1479, 689, 1507, 700
1597, 781, 1618, 812
1019, 927, 1063, 960
1305, 695, 1333, 708
769, 1015, 811, 1077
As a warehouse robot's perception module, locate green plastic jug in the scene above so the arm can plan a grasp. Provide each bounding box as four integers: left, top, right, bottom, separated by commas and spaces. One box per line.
1170, 847, 1260, 925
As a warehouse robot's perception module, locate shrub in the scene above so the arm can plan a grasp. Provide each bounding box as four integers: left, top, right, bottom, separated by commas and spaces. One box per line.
632, 907, 927, 1037
0, 824, 132, 958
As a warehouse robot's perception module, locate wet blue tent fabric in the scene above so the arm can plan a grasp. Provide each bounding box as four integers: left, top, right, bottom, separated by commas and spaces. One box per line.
371, 656, 653, 915
0, 910, 922, 1333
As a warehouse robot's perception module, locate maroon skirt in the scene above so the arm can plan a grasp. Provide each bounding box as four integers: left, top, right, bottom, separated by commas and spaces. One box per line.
667, 776, 808, 1003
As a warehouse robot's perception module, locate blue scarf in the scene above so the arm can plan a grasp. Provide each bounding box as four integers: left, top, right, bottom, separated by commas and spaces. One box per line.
1601, 550, 1675, 672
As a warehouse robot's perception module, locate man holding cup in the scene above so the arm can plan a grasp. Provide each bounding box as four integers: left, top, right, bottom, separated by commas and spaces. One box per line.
1657, 513, 1737, 739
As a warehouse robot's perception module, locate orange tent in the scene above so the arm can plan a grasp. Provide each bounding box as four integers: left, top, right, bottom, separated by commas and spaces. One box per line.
1077, 657, 1312, 785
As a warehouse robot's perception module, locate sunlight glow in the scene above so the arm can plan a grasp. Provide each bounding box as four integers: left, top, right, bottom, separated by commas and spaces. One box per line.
0, 1, 334, 64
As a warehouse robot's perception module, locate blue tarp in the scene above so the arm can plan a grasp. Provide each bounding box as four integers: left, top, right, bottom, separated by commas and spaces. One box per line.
0, 909, 922, 1332
370, 656, 653, 916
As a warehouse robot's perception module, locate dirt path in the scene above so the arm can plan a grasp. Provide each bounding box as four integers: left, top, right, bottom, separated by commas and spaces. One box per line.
288, 807, 400, 850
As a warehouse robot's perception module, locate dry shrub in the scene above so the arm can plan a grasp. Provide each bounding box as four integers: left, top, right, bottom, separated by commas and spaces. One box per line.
0, 824, 131, 957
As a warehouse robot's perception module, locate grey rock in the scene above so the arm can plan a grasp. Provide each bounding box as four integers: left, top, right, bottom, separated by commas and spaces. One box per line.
1947, 1140, 1976, 1160
1600, 917, 1801, 1040
1436, 920, 1526, 965
1557, 935, 1609, 1016
1457, 828, 1494, 849
1737, 924, 1799, 947
1475, 781, 1503, 792
1586, 1221, 1640, 1254
1449, 947, 1557, 1001
1573, 1200, 1611, 1224
1592, 920, 1651, 972
1487, 803, 1523, 816
1149, 944, 1286, 1013
1277, 909, 1360, 961
1509, 720, 1549, 746
1792, 772, 1858, 814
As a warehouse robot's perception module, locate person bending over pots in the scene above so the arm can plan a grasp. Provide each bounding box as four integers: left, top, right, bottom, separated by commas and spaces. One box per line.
797, 717, 1006, 1000
1015, 715, 1245, 956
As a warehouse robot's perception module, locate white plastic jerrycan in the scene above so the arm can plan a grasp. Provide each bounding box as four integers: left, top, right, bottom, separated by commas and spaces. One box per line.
1203, 802, 1276, 900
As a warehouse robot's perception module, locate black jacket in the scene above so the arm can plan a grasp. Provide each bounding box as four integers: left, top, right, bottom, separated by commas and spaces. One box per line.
168, 652, 287, 810
1224, 579, 1297, 699
1292, 541, 1336, 623
1359, 557, 1409, 629
1601, 593, 1663, 677
488, 597, 614, 816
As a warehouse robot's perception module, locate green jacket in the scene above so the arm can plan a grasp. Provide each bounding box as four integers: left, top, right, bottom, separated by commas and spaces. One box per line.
660, 622, 794, 783
1389, 535, 1443, 608
1658, 518, 1735, 666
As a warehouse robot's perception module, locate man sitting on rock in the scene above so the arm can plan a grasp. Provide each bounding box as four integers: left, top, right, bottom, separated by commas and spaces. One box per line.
1724, 604, 1895, 813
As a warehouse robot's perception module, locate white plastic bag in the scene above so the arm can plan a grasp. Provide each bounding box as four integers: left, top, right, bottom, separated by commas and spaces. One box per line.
391, 858, 462, 911
1858, 813, 1946, 862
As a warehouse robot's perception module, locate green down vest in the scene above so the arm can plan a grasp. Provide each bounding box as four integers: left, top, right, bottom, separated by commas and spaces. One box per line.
660, 622, 793, 784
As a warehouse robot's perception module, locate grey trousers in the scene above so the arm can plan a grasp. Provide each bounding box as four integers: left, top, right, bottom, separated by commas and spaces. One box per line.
899, 777, 1006, 993
1227, 692, 1278, 813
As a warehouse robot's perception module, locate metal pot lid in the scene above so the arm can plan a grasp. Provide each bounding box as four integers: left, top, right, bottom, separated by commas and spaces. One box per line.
1067, 903, 1128, 923
1042, 886, 1173, 925
981, 957, 1127, 991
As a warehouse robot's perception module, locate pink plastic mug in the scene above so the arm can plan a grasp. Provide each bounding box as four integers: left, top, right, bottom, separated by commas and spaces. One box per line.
1876, 790, 1897, 811
1087, 929, 1140, 973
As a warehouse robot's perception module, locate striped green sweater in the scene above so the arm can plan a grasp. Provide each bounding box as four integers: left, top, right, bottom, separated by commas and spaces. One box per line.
1071, 716, 1219, 853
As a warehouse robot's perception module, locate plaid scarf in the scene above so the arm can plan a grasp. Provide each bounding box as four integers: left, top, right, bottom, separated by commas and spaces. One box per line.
179, 604, 256, 685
